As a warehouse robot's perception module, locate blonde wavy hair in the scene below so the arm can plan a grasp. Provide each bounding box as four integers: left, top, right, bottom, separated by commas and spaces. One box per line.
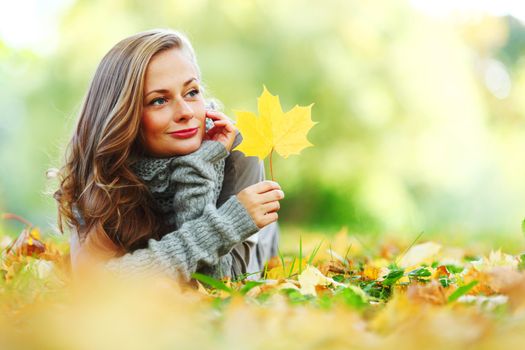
54, 29, 213, 253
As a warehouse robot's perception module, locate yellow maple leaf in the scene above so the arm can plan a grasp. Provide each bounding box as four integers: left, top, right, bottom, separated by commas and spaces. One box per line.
233, 86, 317, 162
297, 265, 345, 296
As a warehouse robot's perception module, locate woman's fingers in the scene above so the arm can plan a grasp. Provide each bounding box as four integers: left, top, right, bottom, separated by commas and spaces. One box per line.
248, 180, 281, 194
207, 121, 234, 136
259, 189, 285, 204
263, 200, 280, 213
236, 181, 284, 228
206, 125, 222, 138
259, 212, 278, 227
206, 110, 230, 122
210, 119, 235, 131
205, 110, 237, 151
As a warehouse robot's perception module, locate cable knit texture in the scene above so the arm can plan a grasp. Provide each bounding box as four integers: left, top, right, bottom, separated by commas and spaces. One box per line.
105, 140, 259, 281
131, 141, 226, 229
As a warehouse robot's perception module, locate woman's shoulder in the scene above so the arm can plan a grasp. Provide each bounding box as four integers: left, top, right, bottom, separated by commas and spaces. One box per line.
70, 225, 121, 274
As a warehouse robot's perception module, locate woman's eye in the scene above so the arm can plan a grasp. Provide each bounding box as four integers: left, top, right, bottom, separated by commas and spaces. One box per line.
186, 89, 200, 98
150, 97, 167, 106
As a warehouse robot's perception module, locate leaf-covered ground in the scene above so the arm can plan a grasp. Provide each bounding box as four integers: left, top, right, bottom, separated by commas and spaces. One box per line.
1, 219, 525, 349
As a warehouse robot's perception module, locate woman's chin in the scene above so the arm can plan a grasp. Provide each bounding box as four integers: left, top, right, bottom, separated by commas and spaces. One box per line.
173, 140, 202, 156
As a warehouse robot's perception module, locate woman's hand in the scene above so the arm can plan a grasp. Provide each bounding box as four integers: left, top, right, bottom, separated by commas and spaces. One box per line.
205, 110, 237, 152
237, 181, 284, 228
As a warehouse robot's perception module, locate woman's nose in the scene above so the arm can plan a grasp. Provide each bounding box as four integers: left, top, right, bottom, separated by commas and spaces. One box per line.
173, 98, 194, 122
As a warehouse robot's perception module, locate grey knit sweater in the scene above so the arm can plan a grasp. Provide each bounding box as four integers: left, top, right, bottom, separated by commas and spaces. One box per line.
105, 140, 260, 281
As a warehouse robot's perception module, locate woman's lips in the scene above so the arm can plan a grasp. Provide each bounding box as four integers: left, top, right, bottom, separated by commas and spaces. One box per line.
169, 127, 198, 139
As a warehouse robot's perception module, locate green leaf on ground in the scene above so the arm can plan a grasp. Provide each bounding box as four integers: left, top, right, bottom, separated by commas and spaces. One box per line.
448, 281, 479, 303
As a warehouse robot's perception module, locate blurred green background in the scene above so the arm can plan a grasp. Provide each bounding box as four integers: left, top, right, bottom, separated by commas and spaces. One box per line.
1, 0, 525, 248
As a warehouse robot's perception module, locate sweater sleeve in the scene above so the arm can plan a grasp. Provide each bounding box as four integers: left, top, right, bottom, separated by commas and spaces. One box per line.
168, 140, 228, 229
104, 195, 259, 281
215, 131, 278, 280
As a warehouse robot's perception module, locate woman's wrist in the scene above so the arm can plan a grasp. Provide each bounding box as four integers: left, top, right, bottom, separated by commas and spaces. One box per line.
217, 196, 259, 238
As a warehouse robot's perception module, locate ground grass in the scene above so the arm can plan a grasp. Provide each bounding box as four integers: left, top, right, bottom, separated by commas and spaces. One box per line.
1, 220, 525, 349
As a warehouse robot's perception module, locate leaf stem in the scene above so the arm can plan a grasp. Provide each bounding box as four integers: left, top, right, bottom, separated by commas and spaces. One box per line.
395, 231, 425, 266
269, 148, 275, 181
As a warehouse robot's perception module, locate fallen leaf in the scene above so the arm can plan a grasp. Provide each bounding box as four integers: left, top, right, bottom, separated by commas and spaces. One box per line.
457, 295, 508, 311
407, 280, 447, 305
298, 265, 344, 296
317, 260, 347, 276
277, 281, 301, 291
398, 242, 441, 268
434, 265, 450, 278
5, 226, 46, 258
265, 255, 282, 270
486, 267, 523, 293
362, 265, 381, 280
470, 250, 519, 272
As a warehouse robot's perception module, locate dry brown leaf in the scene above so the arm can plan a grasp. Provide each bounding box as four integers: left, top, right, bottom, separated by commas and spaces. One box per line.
317, 260, 347, 276
463, 268, 495, 296
407, 280, 447, 305
433, 265, 450, 278
497, 272, 525, 311
5, 227, 46, 258
486, 267, 524, 294
379, 241, 401, 260
265, 255, 282, 270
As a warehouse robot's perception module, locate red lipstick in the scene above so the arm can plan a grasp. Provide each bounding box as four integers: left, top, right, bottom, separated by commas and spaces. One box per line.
169, 128, 198, 139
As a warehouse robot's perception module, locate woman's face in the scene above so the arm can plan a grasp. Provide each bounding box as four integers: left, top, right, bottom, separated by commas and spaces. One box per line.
140, 48, 206, 157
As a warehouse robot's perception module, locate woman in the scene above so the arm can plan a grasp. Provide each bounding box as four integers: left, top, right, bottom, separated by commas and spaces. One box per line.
54, 29, 283, 281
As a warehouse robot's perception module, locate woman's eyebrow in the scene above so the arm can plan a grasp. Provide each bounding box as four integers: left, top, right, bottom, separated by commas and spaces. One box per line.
145, 88, 170, 97
145, 78, 198, 97
183, 77, 198, 86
